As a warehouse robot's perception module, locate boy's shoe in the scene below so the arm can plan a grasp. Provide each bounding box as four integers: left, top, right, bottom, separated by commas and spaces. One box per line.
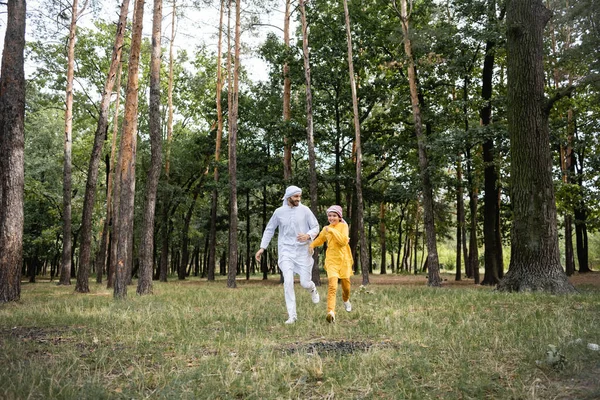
326, 311, 335, 323
285, 316, 297, 324
311, 288, 320, 304
344, 300, 352, 312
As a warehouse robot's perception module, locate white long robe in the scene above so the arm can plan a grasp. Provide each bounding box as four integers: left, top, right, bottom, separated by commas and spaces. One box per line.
259, 202, 320, 268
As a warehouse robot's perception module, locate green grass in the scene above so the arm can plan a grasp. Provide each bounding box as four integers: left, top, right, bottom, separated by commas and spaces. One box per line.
1, 274, 599, 399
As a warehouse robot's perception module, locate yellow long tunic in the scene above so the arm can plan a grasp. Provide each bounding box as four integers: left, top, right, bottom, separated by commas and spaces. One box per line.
310, 222, 353, 279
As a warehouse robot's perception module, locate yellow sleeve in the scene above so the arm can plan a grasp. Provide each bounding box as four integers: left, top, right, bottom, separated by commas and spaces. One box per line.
310, 228, 327, 249
328, 223, 350, 246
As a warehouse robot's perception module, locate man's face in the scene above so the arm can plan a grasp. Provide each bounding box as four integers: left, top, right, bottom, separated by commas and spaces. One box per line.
287, 193, 301, 207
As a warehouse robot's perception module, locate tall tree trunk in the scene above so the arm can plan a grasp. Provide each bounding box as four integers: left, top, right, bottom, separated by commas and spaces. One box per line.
480, 26, 501, 286
179, 190, 199, 280
245, 190, 251, 280
396, 206, 405, 272
574, 159, 591, 273
261, 183, 268, 280
0, 0, 26, 302
208, 0, 225, 282
77, 0, 127, 292
467, 155, 480, 284
395, 0, 441, 286
282, 0, 292, 181
343, 0, 368, 284
113, 0, 145, 299
159, 0, 177, 283
97, 64, 123, 286
497, 0, 575, 293
561, 108, 575, 275
379, 202, 386, 274
138, 0, 163, 295
549, 11, 576, 276
299, 0, 321, 285
59, 0, 82, 286
227, 0, 241, 289
456, 153, 464, 281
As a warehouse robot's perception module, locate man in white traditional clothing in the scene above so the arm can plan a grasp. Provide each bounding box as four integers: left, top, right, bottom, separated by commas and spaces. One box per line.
255, 185, 320, 324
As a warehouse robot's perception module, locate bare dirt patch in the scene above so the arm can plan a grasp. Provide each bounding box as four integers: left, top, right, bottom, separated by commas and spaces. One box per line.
0, 326, 77, 345
282, 339, 396, 356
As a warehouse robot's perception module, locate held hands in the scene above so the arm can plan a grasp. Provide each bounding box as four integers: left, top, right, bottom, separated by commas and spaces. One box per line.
308, 247, 314, 256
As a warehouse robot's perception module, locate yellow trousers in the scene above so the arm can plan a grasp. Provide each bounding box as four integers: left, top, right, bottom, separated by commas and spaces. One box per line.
327, 276, 351, 314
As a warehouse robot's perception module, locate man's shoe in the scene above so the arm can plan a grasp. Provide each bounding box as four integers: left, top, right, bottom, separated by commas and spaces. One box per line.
344, 300, 352, 312
285, 316, 297, 324
311, 288, 320, 304
326, 311, 335, 323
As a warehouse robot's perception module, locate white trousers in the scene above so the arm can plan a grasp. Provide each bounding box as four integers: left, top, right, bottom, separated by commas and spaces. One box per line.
280, 259, 316, 319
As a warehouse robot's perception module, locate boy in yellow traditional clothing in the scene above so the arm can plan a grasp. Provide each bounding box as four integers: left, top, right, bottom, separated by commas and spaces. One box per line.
309, 205, 352, 323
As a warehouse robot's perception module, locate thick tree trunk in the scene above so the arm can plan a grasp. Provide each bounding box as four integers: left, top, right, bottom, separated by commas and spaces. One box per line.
397, 0, 441, 286
0, 0, 26, 303
77, 0, 127, 292
227, 0, 241, 289
497, 0, 575, 294
343, 0, 368, 284
480, 32, 501, 286
113, 0, 145, 299
207, 0, 225, 282
138, 0, 163, 295
299, 0, 321, 286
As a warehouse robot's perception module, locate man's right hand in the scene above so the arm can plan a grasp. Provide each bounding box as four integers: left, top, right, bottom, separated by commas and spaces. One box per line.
255, 248, 264, 262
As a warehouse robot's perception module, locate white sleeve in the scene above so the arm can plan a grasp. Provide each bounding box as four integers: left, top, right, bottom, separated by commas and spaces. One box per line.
306, 208, 320, 240
260, 210, 279, 249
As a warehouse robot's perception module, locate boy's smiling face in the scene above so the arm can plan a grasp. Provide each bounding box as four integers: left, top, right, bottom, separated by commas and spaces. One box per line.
327, 212, 341, 225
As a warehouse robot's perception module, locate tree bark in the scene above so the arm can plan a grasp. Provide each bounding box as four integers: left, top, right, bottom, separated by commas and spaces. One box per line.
137, 0, 163, 295
158, 0, 177, 283
179, 190, 199, 280
456, 153, 464, 281
480, 25, 501, 286
379, 202, 386, 274
282, 0, 293, 181
59, 0, 82, 287
77, 0, 127, 291
208, 0, 225, 282
497, 0, 575, 293
113, 0, 145, 299
227, 0, 241, 289
343, 0, 368, 285
299, 0, 321, 286
97, 64, 122, 286
0, 0, 26, 302
396, 0, 441, 286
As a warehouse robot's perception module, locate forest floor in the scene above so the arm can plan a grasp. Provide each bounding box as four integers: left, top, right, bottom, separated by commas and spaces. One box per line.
1, 271, 599, 399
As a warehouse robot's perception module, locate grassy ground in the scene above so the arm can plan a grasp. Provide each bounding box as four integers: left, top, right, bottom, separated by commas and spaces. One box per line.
1, 273, 599, 399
